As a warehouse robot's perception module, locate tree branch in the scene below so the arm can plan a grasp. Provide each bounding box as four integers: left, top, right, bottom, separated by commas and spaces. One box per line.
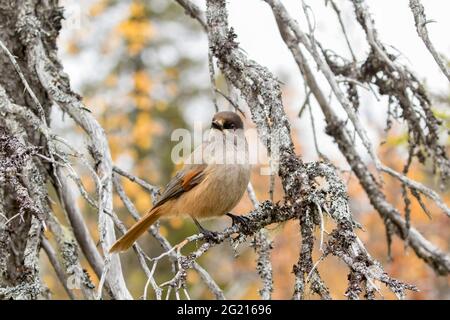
264, 0, 450, 275
409, 0, 450, 82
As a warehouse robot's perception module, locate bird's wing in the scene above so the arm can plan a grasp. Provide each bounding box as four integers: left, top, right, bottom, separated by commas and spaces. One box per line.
153, 164, 207, 208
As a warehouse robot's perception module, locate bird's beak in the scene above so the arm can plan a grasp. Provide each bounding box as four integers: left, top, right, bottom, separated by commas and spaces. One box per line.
211, 119, 223, 131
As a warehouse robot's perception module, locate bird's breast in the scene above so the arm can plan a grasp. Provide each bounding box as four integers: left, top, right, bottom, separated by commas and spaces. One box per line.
172, 163, 251, 219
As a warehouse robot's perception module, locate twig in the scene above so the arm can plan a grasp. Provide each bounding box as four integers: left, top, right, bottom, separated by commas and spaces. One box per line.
326, 0, 357, 62
381, 164, 450, 218
41, 238, 77, 300
409, 0, 450, 82
52, 167, 105, 281
0, 39, 47, 122
215, 88, 246, 116
113, 166, 159, 198
174, 0, 207, 30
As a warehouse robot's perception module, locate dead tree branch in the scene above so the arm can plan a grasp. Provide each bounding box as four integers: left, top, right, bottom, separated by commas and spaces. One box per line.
264, 0, 450, 275
0, 0, 448, 300
409, 0, 450, 82
163, 0, 418, 299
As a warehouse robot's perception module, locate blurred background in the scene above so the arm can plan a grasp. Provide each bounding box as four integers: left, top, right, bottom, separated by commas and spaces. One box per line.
41, 0, 449, 299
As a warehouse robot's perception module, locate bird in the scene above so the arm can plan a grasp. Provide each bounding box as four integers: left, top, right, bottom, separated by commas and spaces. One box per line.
110, 111, 251, 253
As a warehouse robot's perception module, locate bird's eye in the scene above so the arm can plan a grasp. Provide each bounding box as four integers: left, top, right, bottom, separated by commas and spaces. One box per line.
224, 123, 235, 130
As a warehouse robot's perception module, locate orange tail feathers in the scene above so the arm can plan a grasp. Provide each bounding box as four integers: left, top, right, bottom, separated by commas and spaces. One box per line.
109, 207, 162, 253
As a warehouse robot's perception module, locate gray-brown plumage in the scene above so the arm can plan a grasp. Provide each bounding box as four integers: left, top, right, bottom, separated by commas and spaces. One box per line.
110, 112, 250, 253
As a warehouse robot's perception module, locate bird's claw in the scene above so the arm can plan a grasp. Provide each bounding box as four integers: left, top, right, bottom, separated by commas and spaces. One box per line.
192, 217, 220, 243
226, 213, 252, 234
201, 229, 220, 243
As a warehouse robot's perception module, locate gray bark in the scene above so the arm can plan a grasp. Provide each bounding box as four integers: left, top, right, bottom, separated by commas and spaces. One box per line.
0, 0, 56, 298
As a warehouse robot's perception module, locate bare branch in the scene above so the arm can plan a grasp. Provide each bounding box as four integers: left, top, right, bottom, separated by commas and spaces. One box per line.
174, 0, 207, 30
264, 0, 450, 276
53, 167, 105, 280
170, 0, 420, 299
46, 212, 96, 300
16, 0, 132, 297
113, 166, 159, 198
253, 229, 273, 300
381, 164, 450, 218
409, 0, 450, 82
41, 238, 77, 300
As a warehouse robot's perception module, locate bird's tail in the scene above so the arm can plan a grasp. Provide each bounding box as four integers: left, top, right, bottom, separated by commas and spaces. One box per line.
109, 207, 162, 253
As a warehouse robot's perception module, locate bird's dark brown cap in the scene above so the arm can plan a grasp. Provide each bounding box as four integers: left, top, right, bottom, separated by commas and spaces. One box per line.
211, 111, 244, 130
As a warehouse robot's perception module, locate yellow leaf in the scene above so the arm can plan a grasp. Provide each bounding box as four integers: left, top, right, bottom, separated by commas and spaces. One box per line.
133, 71, 153, 92
117, 19, 154, 55
130, 1, 146, 18
89, 0, 107, 17
134, 94, 153, 110
133, 112, 155, 149
135, 193, 151, 212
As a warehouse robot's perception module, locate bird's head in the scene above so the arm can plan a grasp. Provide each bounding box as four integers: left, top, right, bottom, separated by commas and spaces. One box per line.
211, 111, 244, 132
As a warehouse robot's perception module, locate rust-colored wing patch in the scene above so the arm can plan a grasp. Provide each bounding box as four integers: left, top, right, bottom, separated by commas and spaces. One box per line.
181, 166, 206, 191
153, 164, 207, 208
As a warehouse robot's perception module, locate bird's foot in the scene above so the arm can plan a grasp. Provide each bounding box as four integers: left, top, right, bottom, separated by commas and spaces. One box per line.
200, 228, 220, 243
226, 213, 252, 234
192, 218, 220, 243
